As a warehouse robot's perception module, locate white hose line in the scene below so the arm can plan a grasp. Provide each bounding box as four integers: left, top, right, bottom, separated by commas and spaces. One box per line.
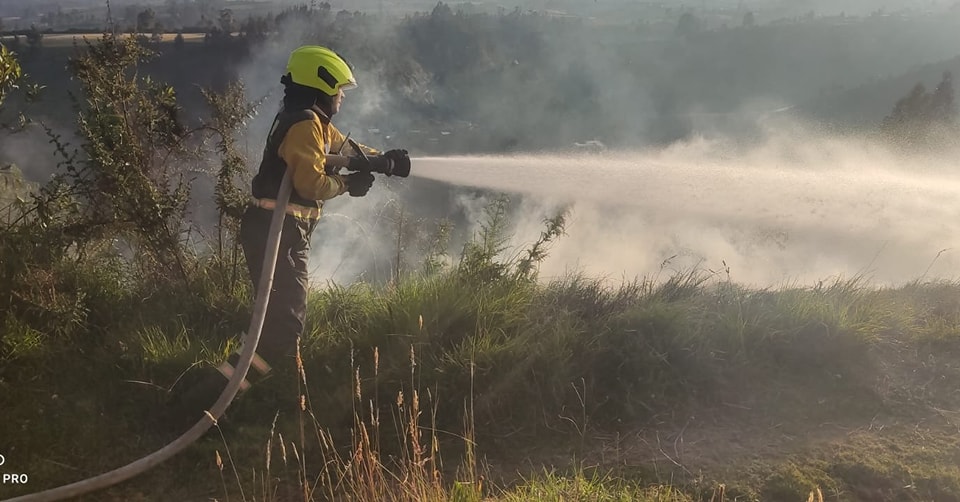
3, 167, 295, 502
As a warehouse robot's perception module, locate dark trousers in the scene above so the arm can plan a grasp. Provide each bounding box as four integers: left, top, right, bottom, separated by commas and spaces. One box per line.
238, 206, 317, 367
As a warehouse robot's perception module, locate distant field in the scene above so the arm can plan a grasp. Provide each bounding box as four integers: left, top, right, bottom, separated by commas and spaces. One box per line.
1, 32, 207, 47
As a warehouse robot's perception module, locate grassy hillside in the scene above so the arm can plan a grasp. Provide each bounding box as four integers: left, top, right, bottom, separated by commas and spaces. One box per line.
5, 221, 960, 501
5, 31, 960, 502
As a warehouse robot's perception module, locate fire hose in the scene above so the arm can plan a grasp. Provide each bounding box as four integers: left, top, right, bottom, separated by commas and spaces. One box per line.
2, 167, 296, 502
4, 141, 412, 501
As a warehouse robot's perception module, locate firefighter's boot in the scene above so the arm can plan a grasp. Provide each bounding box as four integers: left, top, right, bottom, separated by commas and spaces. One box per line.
165, 347, 273, 432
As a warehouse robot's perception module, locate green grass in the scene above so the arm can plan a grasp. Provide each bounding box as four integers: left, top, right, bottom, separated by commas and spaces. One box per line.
7, 232, 960, 500
5, 54, 960, 494
499, 471, 696, 501
9, 28, 960, 502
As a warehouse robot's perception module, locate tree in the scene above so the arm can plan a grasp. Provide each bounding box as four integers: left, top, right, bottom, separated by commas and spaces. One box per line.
240, 16, 270, 41
883, 83, 930, 129
25, 25, 43, 53
431, 1, 454, 19
55, 33, 193, 278
881, 73, 957, 149
136, 8, 156, 33
742, 11, 756, 28
218, 8, 235, 34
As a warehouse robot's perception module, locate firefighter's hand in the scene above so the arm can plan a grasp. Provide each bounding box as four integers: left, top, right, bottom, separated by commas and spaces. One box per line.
344, 172, 374, 197
383, 149, 411, 177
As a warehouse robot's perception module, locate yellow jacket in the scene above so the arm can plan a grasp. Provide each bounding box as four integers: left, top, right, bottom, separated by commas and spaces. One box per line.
279, 116, 379, 201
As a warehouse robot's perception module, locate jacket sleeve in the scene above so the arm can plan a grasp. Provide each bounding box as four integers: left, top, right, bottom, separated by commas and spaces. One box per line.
279, 120, 347, 201
328, 124, 380, 157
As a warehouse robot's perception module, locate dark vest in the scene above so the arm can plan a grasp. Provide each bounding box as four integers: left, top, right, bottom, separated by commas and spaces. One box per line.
251, 104, 328, 208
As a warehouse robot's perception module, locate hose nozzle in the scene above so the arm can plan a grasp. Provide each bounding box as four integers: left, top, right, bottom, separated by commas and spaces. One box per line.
346, 138, 411, 178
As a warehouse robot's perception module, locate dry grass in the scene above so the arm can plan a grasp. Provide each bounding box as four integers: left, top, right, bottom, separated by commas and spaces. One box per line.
210, 335, 482, 502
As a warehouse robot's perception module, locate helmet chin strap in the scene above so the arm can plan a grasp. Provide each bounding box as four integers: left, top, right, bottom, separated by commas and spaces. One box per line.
313, 93, 335, 118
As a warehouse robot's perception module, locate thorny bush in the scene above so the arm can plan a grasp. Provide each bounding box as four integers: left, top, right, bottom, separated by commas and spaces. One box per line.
0, 33, 256, 356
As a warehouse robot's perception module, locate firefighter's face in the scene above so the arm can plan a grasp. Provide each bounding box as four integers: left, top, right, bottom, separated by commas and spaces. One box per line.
331, 88, 344, 115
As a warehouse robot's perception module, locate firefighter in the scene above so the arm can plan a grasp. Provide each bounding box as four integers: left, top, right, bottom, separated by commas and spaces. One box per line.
169, 45, 410, 424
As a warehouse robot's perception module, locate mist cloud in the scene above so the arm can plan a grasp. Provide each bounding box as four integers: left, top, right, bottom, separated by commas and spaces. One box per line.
224, 8, 960, 288
410, 123, 960, 287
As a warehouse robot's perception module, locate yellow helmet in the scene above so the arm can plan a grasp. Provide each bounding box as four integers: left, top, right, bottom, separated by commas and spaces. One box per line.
285, 45, 357, 97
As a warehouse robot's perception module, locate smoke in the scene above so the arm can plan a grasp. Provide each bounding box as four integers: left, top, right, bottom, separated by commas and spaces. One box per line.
225, 9, 960, 288
0, 121, 77, 182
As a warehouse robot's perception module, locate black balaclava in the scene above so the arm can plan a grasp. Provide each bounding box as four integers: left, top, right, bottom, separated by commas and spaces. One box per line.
281, 74, 334, 119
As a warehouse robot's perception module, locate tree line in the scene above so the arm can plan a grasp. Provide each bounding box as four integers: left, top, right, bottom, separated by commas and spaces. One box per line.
4, 1, 960, 152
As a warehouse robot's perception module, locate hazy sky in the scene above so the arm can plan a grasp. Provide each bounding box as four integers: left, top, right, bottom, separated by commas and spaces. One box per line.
2, 0, 959, 20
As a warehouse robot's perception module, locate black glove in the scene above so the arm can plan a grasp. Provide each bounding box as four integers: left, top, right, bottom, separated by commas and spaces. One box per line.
383, 149, 411, 177
343, 171, 374, 197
